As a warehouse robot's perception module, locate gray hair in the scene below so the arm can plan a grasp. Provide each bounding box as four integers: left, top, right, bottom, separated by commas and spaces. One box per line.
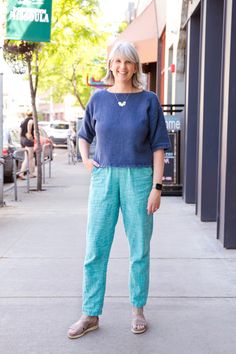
103, 41, 143, 89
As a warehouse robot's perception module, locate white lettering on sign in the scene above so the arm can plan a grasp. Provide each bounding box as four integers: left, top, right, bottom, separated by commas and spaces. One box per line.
10, 7, 49, 23
18, 0, 45, 5
165, 119, 181, 131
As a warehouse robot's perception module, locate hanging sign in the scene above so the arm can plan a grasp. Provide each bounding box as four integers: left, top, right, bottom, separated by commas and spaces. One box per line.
6, 0, 52, 42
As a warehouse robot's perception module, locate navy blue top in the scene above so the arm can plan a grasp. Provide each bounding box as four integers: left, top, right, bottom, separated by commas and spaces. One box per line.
78, 89, 171, 167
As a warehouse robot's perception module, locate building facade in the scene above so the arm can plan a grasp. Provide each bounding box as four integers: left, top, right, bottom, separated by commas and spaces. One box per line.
183, 0, 236, 248
116, 0, 236, 248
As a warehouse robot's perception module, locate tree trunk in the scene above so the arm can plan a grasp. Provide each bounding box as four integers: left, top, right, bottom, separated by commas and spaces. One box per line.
73, 88, 85, 110
27, 58, 42, 191
71, 65, 85, 110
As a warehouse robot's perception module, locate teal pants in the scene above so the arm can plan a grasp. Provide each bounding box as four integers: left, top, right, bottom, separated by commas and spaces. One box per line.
82, 167, 153, 316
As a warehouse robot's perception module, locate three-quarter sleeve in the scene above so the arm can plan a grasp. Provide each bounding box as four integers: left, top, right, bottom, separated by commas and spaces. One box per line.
149, 95, 171, 152
78, 103, 96, 144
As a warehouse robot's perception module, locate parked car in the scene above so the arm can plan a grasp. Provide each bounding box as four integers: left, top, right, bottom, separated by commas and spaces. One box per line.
2, 126, 20, 182
2, 125, 53, 182
35, 127, 54, 161
49, 120, 70, 146
38, 120, 51, 135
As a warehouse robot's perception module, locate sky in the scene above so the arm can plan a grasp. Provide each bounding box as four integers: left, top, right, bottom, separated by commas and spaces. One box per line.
98, 0, 131, 31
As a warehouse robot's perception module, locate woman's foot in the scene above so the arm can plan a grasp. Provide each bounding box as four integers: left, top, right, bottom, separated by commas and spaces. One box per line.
67, 315, 99, 339
131, 307, 147, 334
18, 174, 26, 180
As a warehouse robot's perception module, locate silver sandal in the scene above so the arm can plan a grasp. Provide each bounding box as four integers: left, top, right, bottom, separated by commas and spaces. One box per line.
67, 315, 99, 339
131, 312, 147, 334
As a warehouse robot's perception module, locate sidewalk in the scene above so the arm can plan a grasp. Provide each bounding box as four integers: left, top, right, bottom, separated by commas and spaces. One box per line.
1, 149, 236, 354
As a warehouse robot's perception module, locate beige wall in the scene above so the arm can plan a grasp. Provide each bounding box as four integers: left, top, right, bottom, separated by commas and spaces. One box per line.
155, 0, 166, 37
137, 0, 166, 37
136, 0, 152, 15
135, 0, 186, 104
164, 0, 186, 104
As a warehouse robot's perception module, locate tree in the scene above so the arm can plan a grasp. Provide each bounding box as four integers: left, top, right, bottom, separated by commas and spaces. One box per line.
38, 0, 108, 109
3, 0, 107, 190
3, 40, 43, 191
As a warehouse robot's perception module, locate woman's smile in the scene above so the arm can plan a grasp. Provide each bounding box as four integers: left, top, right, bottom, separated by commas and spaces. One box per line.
110, 56, 136, 84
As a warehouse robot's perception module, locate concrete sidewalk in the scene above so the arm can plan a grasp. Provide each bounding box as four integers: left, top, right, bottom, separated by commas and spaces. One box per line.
1, 149, 236, 354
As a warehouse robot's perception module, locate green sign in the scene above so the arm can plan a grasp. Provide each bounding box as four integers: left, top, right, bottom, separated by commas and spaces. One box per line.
6, 0, 52, 42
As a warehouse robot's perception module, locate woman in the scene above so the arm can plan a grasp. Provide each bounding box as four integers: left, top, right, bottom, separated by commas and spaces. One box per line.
68, 41, 170, 338
19, 110, 36, 179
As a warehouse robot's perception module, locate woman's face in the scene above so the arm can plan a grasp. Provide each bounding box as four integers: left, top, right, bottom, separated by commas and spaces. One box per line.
110, 55, 137, 85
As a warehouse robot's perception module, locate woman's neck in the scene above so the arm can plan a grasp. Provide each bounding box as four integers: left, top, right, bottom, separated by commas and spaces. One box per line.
109, 83, 137, 93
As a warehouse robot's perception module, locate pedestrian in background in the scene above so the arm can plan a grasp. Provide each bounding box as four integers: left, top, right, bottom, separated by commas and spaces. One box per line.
68, 41, 171, 339
19, 110, 36, 179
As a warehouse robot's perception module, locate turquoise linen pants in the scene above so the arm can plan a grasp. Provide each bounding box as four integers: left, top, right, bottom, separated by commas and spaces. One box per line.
82, 167, 153, 316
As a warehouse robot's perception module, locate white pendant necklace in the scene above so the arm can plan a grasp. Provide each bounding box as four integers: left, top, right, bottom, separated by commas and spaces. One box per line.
114, 93, 130, 107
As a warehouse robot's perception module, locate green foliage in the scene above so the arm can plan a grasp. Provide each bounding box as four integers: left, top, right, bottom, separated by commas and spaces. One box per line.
3, 40, 41, 75
117, 21, 129, 34
38, 0, 109, 108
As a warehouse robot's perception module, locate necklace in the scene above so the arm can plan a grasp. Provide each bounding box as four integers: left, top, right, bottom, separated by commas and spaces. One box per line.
113, 93, 130, 107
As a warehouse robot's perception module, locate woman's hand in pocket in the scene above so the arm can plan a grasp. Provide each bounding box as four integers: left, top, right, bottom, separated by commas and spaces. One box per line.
83, 159, 99, 172
26, 133, 33, 141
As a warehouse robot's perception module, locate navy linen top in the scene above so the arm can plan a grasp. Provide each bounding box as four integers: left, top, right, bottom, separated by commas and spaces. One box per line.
78, 89, 171, 167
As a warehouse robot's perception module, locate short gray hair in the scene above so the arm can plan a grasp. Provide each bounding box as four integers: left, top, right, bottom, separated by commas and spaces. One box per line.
103, 41, 143, 89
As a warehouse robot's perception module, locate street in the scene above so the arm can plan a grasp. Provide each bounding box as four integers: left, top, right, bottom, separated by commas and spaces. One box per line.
1, 149, 236, 354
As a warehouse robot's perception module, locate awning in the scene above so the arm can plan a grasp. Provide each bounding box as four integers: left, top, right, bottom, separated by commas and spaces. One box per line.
108, 0, 158, 64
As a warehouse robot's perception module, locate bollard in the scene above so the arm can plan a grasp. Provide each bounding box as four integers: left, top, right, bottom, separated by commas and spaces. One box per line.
42, 144, 52, 184
26, 150, 30, 193
49, 145, 52, 178
13, 156, 17, 201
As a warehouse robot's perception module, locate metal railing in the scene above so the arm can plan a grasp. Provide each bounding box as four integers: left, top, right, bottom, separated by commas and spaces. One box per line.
0, 156, 5, 206
67, 136, 77, 165
162, 104, 185, 115
4, 144, 53, 201
13, 148, 30, 201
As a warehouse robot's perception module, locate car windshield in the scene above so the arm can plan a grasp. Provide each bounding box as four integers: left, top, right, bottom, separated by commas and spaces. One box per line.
39, 127, 48, 137
51, 123, 69, 130
39, 122, 49, 126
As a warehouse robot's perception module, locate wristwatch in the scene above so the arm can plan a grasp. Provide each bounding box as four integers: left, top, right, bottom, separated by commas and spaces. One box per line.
152, 183, 163, 191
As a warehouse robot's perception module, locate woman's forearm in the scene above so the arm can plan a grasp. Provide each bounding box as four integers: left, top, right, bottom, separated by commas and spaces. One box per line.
27, 120, 34, 140
152, 149, 165, 185
78, 138, 90, 163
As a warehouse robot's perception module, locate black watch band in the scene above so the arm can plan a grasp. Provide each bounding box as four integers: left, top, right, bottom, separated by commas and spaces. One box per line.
152, 183, 163, 191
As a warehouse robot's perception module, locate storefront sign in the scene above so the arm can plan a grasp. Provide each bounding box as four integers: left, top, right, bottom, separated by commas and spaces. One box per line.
6, 0, 52, 42
164, 114, 182, 131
